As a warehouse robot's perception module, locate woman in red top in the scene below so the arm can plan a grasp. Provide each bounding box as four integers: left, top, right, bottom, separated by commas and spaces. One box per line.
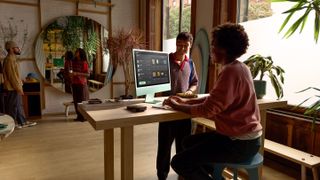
164, 23, 262, 180
70, 48, 90, 122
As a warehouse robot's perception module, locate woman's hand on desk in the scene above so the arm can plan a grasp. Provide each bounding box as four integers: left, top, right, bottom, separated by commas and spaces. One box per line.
163, 96, 191, 114
165, 96, 186, 105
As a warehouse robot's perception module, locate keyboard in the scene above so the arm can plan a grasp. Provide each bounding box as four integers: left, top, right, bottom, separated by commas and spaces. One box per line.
152, 102, 172, 110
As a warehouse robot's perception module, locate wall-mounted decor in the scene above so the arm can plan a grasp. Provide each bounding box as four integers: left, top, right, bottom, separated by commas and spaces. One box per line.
0, 17, 29, 59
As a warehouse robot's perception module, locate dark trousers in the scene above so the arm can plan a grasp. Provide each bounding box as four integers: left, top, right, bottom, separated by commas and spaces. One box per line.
72, 84, 89, 120
5, 91, 26, 125
0, 84, 4, 113
170, 131, 261, 180
0, 93, 5, 113
156, 119, 192, 180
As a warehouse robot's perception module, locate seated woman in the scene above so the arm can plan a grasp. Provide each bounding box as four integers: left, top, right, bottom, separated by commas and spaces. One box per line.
163, 23, 262, 180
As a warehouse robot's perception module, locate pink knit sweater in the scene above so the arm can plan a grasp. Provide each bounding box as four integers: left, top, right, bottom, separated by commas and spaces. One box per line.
190, 60, 262, 137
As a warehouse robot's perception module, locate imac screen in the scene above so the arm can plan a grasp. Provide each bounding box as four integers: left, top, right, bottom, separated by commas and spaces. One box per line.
132, 49, 171, 103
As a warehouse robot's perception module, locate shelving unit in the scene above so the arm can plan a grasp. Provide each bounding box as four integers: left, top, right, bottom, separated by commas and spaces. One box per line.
22, 82, 41, 119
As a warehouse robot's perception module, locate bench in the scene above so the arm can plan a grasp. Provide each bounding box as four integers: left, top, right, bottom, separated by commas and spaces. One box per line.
192, 118, 320, 180
88, 79, 104, 92
264, 139, 320, 180
62, 101, 73, 117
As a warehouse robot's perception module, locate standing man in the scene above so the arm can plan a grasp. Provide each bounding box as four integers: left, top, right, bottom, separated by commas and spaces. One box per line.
156, 32, 199, 180
3, 41, 37, 128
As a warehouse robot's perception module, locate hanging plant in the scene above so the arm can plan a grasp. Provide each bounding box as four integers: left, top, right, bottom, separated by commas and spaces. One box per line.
83, 30, 100, 69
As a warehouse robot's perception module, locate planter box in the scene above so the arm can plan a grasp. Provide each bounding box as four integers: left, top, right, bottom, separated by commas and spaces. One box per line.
266, 109, 320, 156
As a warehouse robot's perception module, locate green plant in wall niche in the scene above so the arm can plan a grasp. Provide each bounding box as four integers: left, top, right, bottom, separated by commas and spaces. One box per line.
0, 17, 28, 58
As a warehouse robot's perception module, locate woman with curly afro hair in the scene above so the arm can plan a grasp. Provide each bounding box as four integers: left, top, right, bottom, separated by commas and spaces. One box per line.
163, 23, 262, 180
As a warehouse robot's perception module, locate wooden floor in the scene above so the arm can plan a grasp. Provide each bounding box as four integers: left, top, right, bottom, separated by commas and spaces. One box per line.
0, 113, 298, 180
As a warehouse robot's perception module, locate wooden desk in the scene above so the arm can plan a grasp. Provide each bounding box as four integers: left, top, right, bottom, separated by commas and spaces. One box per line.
78, 98, 287, 180
0, 114, 15, 141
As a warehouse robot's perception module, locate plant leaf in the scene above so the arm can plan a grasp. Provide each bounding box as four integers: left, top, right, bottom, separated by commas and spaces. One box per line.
269, 73, 283, 99
314, 10, 320, 43
277, 1, 305, 33
283, 8, 311, 38
296, 87, 320, 93
300, 6, 311, 33
304, 100, 320, 115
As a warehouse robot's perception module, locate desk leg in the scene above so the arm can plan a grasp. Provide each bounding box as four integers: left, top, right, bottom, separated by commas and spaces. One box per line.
121, 126, 134, 180
104, 129, 114, 180
260, 109, 267, 154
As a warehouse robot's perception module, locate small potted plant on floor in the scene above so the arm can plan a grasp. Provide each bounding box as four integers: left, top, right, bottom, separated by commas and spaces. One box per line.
243, 54, 285, 99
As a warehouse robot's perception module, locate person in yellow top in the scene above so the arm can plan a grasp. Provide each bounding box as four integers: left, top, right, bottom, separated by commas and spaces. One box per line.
3, 41, 37, 128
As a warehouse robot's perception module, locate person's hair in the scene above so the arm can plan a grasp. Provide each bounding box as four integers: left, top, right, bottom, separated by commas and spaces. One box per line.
65, 51, 73, 61
76, 48, 87, 61
211, 23, 249, 61
176, 32, 193, 43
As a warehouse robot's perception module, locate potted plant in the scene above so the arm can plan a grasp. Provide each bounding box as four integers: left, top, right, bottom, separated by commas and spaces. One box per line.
107, 28, 145, 98
243, 54, 285, 99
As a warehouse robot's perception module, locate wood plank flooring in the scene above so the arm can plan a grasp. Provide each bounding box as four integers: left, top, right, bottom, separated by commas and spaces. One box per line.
0, 114, 297, 180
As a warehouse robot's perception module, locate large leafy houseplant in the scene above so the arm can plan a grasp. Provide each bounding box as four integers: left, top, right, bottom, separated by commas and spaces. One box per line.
107, 28, 145, 97
273, 0, 320, 127
243, 54, 285, 99
272, 0, 320, 43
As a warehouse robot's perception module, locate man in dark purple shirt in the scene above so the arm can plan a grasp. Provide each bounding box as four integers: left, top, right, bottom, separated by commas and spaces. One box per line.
156, 32, 199, 180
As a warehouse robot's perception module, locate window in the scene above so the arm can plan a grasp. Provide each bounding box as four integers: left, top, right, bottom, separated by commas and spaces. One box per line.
239, 1, 320, 106
162, 0, 192, 53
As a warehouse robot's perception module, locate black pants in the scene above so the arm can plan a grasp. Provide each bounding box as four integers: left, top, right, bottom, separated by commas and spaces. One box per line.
0, 93, 5, 113
5, 91, 26, 125
156, 119, 192, 180
72, 84, 89, 120
171, 131, 261, 180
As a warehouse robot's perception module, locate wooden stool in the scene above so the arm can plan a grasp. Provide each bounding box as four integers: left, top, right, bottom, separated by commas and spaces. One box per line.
62, 101, 73, 117
213, 153, 263, 180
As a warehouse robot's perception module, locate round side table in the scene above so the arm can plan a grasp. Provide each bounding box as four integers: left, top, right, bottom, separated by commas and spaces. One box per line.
0, 114, 15, 141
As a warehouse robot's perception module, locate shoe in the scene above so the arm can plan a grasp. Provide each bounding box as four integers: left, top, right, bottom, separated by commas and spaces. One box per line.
24, 121, 37, 127
73, 118, 85, 122
15, 124, 23, 129
74, 117, 86, 122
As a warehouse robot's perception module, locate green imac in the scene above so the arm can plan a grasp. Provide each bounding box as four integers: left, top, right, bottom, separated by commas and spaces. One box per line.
132, 49, 171, 103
